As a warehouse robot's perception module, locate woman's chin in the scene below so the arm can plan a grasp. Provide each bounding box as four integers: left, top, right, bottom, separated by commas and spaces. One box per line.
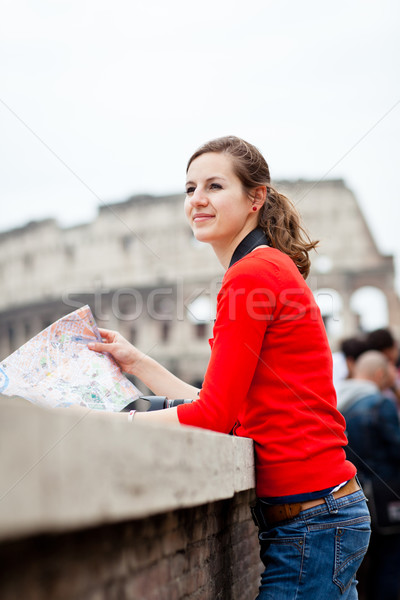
192, 230, 212, 244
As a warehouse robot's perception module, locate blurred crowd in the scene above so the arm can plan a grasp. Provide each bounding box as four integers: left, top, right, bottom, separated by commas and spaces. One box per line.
333, 328, 400, 600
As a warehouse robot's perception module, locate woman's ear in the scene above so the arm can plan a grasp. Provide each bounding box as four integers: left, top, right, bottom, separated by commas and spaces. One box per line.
249, 186, 267, 209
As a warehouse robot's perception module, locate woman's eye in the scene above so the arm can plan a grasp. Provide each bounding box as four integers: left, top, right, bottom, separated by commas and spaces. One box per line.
210, 183, 222, 190
186, 186, 195, 195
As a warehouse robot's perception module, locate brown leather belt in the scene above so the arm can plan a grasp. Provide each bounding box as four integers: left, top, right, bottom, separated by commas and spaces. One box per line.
259, 477, 360, 527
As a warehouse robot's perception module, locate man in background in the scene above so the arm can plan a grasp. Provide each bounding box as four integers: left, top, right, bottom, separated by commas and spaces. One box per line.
338, 351, 400, 600
332, 336, 367, 389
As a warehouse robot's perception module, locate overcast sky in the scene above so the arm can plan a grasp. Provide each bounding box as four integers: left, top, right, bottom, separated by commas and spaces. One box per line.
2, 0, 400, 269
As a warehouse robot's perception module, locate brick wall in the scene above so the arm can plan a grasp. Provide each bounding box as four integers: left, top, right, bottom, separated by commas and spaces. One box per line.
0, 489, 262, 600
0, 399, 260, 598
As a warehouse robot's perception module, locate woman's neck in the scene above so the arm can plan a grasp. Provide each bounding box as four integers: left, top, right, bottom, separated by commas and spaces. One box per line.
212, 226, 268, 270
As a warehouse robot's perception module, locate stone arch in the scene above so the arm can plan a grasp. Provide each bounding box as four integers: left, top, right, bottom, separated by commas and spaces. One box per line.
313, 288, 344, 339
186, 295, 214, 324
349, 285, 389, 332
186, 295, 214, 341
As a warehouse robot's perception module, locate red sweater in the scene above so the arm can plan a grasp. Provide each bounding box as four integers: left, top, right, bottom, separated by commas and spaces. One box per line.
177, 248, 355, 497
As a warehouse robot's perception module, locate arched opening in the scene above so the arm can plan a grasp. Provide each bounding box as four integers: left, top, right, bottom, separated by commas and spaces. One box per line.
186, 295, 214, 340
350, 286, 389, 332
313, 288, 344, 339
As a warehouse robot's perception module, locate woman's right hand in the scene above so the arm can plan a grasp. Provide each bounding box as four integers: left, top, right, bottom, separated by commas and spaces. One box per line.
88, 328, 145, 375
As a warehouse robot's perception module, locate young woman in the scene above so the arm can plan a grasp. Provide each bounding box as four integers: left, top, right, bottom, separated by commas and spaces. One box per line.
89, 136, 371, 599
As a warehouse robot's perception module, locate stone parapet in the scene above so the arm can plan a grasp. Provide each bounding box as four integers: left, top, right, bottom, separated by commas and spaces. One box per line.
0, 395, 261, 600
0, 395, 255, 541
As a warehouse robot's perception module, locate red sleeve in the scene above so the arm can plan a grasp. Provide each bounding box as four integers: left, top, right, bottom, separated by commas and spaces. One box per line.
177, 260, 278, 433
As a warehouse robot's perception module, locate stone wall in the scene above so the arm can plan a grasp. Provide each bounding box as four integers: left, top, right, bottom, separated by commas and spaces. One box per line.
0, 490, 260, 600
1, 180, 398, 364
0, 395, 262, 599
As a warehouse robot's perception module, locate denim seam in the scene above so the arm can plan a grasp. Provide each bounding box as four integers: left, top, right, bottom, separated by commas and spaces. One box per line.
333, 531, 371, 593
306, 517, 371, 532
295, 494, 367, 521
298, 532, 306, 595
258, 533, 306, 594
334, 545, 370, 579
258, 534, 305, 551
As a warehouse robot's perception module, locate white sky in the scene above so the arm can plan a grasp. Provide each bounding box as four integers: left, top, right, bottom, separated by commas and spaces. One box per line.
1, 0, 400, 270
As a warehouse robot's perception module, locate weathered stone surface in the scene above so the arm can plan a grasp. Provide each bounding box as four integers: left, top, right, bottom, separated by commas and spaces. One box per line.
0, 396, 255, 542
0, 391, 259, 599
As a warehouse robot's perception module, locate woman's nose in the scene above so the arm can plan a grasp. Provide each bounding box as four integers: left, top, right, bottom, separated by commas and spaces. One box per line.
190, 188, 208, 206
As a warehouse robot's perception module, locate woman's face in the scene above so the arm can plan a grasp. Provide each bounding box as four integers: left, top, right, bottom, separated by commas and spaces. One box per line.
185, 152, 255, 249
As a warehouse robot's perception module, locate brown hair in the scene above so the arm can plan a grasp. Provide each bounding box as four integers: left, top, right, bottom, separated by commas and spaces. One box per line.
187, 135, 318, 278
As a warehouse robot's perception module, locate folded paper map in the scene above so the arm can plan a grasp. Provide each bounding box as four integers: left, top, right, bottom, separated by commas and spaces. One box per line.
0, 305, 141, 411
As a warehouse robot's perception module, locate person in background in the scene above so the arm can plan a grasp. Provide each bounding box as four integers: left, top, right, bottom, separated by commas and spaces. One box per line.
332, 336, 368, 389
90, 136, 370, 599
366, 328, 399, 366
335, 343, 383, 412
338, 350, 400, 600
366, 328, 400, 410
341, 336, 369, 378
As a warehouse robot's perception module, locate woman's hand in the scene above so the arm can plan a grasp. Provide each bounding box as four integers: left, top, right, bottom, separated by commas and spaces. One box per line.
88, 328, 145, 375
89, 328, 199, 400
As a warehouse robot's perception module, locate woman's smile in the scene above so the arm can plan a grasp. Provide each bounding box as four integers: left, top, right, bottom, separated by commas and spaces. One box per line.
192, 213, 215, 222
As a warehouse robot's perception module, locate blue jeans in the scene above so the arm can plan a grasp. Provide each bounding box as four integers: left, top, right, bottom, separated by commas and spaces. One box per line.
253, 488, 371, 599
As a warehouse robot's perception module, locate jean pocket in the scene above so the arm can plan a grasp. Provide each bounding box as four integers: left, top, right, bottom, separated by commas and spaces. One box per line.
258, 532, 306, 576
333, 526, 371, 593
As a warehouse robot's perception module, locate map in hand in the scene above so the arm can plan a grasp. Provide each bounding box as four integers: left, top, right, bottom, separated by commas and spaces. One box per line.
0, 305, 141, 411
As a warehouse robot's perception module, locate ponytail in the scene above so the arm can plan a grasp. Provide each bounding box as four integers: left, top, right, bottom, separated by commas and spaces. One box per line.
259, 185, 318, 279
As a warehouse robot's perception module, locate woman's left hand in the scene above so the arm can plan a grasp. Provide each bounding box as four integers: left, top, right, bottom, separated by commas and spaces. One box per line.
88, 328, 145, 375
